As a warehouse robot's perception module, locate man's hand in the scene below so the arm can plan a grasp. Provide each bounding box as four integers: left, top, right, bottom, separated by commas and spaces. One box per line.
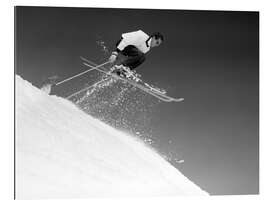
108, 51, 118, 63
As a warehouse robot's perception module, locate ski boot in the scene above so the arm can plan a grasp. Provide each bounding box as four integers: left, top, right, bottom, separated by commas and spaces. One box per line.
110, 65, 128, 77
110, 65, 141, 82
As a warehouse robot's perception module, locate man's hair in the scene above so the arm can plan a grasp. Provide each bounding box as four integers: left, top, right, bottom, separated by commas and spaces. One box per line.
151, 32, 164, 42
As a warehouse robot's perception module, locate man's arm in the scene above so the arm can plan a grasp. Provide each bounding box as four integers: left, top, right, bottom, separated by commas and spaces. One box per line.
108, 37, 124, 63
109, 30, 146, 63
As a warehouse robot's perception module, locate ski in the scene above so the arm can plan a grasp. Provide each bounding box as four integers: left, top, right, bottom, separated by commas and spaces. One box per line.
79, 58, 184, 102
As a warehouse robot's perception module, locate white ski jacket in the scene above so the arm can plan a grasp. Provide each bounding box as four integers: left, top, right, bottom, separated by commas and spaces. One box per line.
116, 30, 151, 54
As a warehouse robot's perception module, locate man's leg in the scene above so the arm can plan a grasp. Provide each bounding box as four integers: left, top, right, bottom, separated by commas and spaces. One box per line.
120, 45, 146, 70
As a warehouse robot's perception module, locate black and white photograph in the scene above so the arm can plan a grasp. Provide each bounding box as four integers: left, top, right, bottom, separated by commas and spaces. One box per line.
14, 4, 259, 200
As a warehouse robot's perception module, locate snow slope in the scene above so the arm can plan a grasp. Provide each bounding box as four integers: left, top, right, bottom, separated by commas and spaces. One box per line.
15, 75, 208, 199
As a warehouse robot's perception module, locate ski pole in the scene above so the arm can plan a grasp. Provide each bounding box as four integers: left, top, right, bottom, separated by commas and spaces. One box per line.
66, 76, 112, 100
55, 61, 110, 86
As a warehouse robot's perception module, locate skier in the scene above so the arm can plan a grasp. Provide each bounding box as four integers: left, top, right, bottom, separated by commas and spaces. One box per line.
108, 30, 164, 77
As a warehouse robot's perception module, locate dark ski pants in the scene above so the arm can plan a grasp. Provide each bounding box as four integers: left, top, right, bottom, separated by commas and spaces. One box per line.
115, 39, 146, 70
119, 45, 146, 70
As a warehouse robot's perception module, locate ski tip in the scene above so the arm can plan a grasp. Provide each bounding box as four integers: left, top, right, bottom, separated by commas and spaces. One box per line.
173, 98, 184, 102
79, 56, 85, 60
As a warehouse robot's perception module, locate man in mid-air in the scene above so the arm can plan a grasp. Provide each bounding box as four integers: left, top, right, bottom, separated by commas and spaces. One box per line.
108, 30, 164, 77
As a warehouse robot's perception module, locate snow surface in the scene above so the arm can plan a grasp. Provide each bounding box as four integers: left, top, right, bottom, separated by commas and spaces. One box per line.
15, 75, 208, 199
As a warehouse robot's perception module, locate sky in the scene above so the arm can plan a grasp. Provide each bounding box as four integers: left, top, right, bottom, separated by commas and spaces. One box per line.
15, 6, 259, 195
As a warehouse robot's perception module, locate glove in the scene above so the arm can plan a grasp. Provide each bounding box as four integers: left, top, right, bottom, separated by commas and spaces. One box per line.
109, 51, 118, 63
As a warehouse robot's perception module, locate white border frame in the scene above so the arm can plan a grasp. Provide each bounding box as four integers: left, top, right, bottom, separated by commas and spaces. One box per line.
2, 0, 269, 203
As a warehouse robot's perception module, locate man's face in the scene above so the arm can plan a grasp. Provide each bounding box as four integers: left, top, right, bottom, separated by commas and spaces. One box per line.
150, 37, 162, 48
